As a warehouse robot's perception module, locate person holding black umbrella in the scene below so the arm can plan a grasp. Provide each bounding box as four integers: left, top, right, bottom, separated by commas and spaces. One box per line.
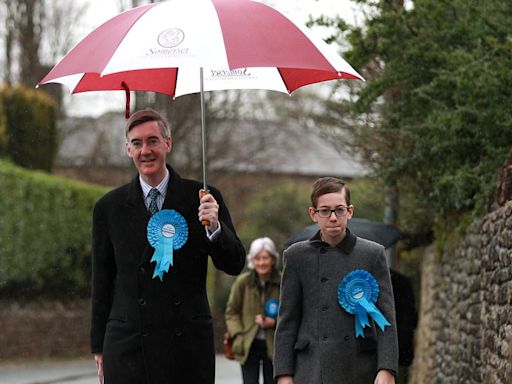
273, 177, 398, 384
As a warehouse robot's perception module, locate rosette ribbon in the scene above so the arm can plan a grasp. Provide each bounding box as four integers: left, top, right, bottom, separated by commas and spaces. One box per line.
147, 209, 188, 281
337, 269, 391, 337
264, 299, 279, 319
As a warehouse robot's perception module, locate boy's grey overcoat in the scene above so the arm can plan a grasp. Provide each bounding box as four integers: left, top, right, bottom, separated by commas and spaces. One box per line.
274, 229, 398, 384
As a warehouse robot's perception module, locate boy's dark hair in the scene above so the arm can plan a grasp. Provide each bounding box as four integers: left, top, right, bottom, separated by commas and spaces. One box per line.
310, 177, 351, 207
125, 108, 171, 139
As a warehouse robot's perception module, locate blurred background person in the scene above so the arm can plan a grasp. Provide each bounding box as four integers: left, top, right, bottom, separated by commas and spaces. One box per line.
225, 237, 281, 384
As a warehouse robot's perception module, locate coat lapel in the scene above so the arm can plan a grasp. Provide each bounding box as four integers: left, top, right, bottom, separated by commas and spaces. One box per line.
161, 166, 194, 219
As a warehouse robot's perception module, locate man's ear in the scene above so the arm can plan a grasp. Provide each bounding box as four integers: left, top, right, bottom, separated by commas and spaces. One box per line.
308, 207, 318, 223
166, 136, 172, 153
126, 141, 133, 158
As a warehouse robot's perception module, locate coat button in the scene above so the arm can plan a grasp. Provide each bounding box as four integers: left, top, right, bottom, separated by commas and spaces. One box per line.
173, 298, 181, 306
320, 248, 327, 254
321, 277, 328, 283
344, 335, 349, 341
175, 328, 183, 337
139, 298, 146, 306
322, 336, 328, 341
142, 330, 149, 337
139, 267, 145, 274
321, 305, 329, 311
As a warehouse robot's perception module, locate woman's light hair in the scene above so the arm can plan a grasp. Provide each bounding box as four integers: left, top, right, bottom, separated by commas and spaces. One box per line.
247, 237, 279, 269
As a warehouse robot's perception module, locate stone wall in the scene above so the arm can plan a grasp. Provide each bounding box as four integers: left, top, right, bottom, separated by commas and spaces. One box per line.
0, 301, 90, 360
0, 300, 228, 360
411, 202, 512, 384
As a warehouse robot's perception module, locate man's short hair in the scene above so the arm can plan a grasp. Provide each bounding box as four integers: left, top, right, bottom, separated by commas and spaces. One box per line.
125, 108, 171, 139
310, 177, 351, 207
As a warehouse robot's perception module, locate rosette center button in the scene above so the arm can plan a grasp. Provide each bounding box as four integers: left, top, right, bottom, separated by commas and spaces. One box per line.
353, 288, 364, 300
162, 224, 176, 238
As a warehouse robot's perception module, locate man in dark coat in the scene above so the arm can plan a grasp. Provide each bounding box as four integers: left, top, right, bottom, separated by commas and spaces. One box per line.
91, 108, 245, 384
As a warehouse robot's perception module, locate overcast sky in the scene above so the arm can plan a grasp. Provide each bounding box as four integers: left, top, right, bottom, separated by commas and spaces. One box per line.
79, 0, 360, 30
65, 0, 361, 116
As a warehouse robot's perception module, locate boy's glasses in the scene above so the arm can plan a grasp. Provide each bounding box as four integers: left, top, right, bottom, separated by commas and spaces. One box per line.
314, 206, 350, 218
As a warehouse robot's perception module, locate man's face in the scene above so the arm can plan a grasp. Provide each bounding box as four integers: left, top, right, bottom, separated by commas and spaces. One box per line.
309, 190, 353, 243
126, 121, 171, 184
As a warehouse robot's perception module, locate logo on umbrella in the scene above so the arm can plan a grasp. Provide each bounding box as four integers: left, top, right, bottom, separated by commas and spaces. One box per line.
209, 68, 255, 80
158, 28, 185, 48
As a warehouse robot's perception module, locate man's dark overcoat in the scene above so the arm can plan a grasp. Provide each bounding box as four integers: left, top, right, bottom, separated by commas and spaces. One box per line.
91, 166, 245, 384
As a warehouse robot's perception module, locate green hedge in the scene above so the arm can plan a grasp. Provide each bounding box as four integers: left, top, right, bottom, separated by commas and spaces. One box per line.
0, 85, 58, 171
0, 160, 108, 299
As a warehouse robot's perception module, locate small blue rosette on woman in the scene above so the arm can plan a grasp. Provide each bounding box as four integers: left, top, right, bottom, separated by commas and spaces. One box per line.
147, 209, 188, 281
264, 299, 279, 319
337, 269, 391, 337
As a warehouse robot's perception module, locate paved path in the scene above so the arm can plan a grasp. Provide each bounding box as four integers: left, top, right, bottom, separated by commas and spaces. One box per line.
0, 355, 242, 384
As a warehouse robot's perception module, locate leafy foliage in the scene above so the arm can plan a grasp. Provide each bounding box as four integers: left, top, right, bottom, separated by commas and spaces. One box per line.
349, 177, 386, 221
237, 182, 312, 254
313, 0, 512, 233
1, 86, 58, 171
0, 160, 107, 299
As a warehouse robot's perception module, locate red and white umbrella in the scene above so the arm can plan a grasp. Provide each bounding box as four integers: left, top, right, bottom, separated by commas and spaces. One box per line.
39, 0, 364, 189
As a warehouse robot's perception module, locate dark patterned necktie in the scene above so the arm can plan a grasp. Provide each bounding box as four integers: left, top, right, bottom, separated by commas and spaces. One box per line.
148, 188, 160, 216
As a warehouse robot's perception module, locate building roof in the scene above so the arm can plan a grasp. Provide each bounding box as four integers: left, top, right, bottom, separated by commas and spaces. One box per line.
57, 112, 368, 178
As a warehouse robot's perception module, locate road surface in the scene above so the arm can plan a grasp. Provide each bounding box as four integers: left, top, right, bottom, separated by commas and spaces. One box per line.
0, 354, 243, 384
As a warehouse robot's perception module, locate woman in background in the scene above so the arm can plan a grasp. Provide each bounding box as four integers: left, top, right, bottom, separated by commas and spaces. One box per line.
225, 237, 281, 384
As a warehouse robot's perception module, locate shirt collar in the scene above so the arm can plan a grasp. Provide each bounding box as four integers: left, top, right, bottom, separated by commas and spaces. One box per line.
139, 168, 170, 198
309, 226, 357, 254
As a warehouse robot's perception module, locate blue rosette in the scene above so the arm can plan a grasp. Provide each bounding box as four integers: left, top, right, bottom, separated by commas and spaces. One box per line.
264, 299, 279, 319
337, 269, 391, 337
147, 209, 188, 281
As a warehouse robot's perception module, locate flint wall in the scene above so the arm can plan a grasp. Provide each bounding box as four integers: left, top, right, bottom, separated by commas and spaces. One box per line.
410, 202, 512, 384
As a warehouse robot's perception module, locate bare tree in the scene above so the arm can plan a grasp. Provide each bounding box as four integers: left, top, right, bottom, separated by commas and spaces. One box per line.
41, 2, 88, 65
3, 0, 45, 87
0, 0, 87, 89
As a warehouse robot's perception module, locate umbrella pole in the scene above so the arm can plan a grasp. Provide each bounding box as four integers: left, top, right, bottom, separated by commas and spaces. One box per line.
199, 67, 210, 227
200, 67, 207, 190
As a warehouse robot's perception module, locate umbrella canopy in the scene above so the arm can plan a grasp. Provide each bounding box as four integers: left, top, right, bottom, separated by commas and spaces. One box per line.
38, 0, 364, 190
38, 0, 363, 95
285, 218, 406, 249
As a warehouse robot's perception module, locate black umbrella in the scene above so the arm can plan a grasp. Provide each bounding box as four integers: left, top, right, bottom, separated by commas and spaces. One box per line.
285, 218, 406, 249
